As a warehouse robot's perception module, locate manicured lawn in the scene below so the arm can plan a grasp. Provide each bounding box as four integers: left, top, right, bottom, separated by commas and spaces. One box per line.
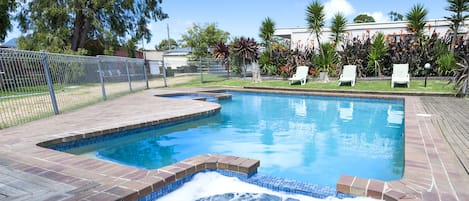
171, 76, 455, 94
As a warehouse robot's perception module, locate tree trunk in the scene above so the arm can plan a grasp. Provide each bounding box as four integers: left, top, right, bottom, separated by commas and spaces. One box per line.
78, 16, 90, 49
243, 58, 246, 78
71, 8, 84, 51
451, 23, 459, 52
315, 32, 323, 56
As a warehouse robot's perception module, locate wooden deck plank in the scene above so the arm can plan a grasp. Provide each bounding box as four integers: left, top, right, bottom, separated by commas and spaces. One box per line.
422, 97, 469, 174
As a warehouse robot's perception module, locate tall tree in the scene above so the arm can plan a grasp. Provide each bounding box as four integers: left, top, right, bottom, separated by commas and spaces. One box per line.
406, 4, 428, 38
330, 13, 347, 46
445, 0, 469, 51
259, 17, 276, 55
180, 23, 229, 58
156, 39, 178, 50
388, 11, 404, 21
353, 14, 375, 23
17, 0, 168, 54
306, 0, 326, 55
0, 0, 18, 42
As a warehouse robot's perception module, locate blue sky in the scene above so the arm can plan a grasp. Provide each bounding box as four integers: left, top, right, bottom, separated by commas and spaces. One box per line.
4, 0, 450, 50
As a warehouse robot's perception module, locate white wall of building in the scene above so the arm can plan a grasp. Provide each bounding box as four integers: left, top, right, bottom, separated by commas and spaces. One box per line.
144, 50, 164, 61
164, 54, 189, 70
275, 19, 468, 50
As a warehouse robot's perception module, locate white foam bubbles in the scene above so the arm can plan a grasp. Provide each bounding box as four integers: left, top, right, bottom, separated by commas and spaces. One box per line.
157, 172, 381, 201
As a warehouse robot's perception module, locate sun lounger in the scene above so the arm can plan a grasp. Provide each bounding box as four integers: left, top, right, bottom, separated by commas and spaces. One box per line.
338, 65, 356, 86
289, 66, 309, 85
391, 64, 410, 88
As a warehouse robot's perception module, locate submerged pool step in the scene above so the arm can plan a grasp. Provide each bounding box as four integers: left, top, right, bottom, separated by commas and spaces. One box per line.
136, 154, 354, 201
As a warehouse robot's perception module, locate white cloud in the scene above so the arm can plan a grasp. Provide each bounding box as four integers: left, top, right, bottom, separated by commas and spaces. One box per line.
323, 0, 355, 20
370, 12, 388, 22
358, 12, 388, 22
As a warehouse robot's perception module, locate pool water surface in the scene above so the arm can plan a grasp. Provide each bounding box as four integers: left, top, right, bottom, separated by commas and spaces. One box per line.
64, 91, 404, 187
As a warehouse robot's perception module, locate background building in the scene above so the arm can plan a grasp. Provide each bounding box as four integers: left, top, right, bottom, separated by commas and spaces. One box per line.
274, 19, 468, 50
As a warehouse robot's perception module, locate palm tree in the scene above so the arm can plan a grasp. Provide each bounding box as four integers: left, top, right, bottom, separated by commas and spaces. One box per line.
330, 13, 347, 47
306, 0, 325, 55
212, 42, 230, 67
233, 37, 259, 78
406, 4, 428, 39
445, 0, 469, 51
259, 17, 276, 55
388, 11, 404, 21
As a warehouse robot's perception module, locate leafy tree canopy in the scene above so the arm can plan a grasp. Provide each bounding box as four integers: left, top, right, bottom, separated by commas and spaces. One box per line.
353, 14, 376, 23
16, 0, 168, 55
156, 38, 178, 50
0, 0, 17, 43
180, 22, 230, 58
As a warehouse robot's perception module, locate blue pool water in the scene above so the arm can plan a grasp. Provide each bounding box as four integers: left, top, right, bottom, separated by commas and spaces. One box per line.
64, 91, 404, 187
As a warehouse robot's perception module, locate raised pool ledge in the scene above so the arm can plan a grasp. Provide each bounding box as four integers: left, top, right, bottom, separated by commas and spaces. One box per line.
137, 154, 260, 201
137, 154, 355, 201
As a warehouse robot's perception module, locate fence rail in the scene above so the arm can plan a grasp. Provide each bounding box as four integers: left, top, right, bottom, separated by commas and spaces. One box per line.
0, 49, 148, 128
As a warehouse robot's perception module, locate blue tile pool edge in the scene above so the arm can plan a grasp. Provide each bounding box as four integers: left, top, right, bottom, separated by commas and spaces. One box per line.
206, 89, 405, 104
38, 108, 221, 151
137, 169, 355, 201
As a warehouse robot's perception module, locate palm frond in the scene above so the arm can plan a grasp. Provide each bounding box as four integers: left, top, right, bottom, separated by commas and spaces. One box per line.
330, 13, 347, 45
406, 4, 428, 36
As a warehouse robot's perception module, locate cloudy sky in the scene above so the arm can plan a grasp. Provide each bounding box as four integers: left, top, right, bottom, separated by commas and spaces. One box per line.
4, 0, 450, 49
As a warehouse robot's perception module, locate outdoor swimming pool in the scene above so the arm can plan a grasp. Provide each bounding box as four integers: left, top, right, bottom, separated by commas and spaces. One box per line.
62, 91, 404, 188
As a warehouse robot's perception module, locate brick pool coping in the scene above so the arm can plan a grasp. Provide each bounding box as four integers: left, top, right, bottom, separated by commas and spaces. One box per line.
0, 88, 468, 200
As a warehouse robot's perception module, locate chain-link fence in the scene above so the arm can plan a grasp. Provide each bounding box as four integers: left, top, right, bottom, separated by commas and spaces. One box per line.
160, 57, 231, 84
0, 49, 147, 128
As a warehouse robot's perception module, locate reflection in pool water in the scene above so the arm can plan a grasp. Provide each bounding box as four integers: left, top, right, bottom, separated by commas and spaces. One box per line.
65, 91, 404, 187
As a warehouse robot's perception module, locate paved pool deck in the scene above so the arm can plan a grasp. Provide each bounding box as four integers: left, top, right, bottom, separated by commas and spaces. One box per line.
0, 87, 468, 201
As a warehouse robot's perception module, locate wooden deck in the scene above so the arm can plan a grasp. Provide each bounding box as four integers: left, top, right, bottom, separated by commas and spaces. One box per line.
422, 96, 469, 174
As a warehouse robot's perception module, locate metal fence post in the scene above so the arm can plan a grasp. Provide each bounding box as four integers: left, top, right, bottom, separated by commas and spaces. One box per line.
200, 57, 203, 83
125, 59, 132, 92
143, 58, 149, 89
97, 56, 107, 101
162, 57, 167, 87
41, 51, 59, 115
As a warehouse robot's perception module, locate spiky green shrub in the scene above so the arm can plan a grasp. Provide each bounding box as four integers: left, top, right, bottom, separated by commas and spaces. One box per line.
314, 42, 337, 75
367, 32, 388, 77
437, 53, 457, 75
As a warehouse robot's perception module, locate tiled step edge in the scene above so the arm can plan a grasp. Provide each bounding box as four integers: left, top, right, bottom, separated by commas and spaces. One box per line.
136, 154, 259, 201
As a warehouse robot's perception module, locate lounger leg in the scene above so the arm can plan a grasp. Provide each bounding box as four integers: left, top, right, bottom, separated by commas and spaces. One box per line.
351, 81, 355, 87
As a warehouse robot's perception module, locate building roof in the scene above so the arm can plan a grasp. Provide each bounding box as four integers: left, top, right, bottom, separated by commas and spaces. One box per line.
0, 37, 18, 48
164, 47, 191, 56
